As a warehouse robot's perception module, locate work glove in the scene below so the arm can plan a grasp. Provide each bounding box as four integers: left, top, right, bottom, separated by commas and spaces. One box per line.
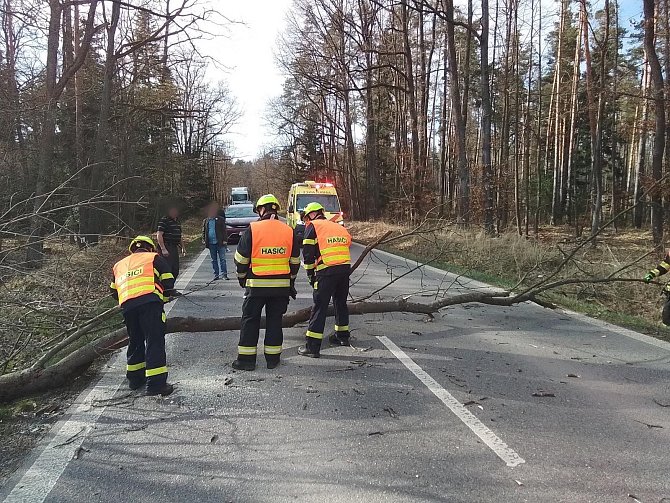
290, 286, 297, 300
308, 275, 315, 288
644, 272, 655, 284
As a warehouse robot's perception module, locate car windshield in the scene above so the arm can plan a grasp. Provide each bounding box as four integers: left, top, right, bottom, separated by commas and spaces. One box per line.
296, 194, 341, 213
225, 205, 256, 218
231, 193, 248, 202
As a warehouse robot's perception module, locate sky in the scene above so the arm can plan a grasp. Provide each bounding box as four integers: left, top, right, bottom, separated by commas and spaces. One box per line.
204, 0, 294, 161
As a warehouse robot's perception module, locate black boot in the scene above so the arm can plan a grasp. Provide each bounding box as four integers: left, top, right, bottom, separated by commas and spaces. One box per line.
232, 359, 256, 371
266, 357, 280, 370
329, 332, 351, 346
128, 377, 146, 391
146, 383, 174, 397
298, 338, 321, 358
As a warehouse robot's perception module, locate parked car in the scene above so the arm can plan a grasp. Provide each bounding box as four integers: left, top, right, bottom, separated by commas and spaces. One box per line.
224, 204, 257, 244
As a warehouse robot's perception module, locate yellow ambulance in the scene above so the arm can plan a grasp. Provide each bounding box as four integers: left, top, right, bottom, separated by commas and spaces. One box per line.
286, 181, 344, 239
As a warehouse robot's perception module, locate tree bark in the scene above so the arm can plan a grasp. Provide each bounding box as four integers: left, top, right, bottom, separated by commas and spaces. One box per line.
644, 0, 666, 245
481, 0, 494, 234
443, 0, 469, 225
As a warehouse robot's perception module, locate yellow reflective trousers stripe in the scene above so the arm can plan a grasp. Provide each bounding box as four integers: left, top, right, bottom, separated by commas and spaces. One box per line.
146, 366, 168, 377
264, 345, 282, 355
127, 362, 146, 372
245, 278, 291, 288
303, 238, 317, 246
334, 325, 349, 332
306, 330, 323, 340
238, 346, 257, 355
303, 263, 316, 270
289, 257, 301, 265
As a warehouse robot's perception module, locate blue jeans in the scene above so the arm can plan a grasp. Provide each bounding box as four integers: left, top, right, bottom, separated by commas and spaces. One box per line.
208, 244, 228, 278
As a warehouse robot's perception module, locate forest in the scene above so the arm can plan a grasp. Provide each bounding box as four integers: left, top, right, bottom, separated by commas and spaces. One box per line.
0, 0, 239, 267
270, 0, 669, 243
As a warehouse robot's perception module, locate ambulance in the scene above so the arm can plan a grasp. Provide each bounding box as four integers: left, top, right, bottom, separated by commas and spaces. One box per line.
286, 181, 344, 239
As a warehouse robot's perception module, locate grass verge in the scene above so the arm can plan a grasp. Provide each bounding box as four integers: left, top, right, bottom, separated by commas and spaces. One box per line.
348, 221, 670, 343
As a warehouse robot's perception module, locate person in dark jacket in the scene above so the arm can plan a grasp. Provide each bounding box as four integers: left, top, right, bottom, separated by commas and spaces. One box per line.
232, 194, 301, 371
202, 202, 228, 280
111, 236, 175, 396
157, 205, 185, 279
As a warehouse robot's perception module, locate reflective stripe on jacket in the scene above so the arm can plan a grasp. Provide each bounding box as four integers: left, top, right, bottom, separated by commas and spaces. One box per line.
311, 219, 352, 271
249, 219, 294, 286
112, 252, 164, 305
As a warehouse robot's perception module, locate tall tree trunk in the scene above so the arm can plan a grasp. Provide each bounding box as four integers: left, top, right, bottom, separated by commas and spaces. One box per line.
644, 0, 666, 245
634, 62, 650, 228
481, 0, 494, 234
443, 0, 469, 225
25, 0, 62, 266
550, 0, 566, 225
82, 0, 121, 244
566, 15, 582, 228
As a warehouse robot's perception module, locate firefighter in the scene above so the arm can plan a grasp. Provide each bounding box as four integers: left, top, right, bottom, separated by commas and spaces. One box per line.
111, 236, 175, 396
644, 251, 670, 325
298, 202, 352, 358
232, 195, 301, 371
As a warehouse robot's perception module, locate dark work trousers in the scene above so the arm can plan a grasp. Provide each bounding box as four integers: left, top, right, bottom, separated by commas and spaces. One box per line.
306, 272, 350, 343
238, 295, 289, 365
123, 302, 168, 390
164, 242, 180, 279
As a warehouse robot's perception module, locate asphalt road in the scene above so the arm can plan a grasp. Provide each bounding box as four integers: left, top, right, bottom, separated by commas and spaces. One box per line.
3, 244, 670, 502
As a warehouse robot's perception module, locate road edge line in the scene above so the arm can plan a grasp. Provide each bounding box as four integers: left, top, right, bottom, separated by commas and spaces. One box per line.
377, 335, 525, 468
2, 249, 209, 503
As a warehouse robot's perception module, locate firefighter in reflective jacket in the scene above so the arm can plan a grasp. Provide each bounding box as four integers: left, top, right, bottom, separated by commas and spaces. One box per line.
233, 194, 301, 371
110, 236, 175, 396
298, 202, 352, 358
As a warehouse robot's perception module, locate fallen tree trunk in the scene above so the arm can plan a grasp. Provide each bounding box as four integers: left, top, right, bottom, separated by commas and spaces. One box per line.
0, 290, 516, 402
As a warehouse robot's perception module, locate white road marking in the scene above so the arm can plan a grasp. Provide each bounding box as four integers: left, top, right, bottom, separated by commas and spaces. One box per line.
377, 335, 526, 468
3, 249, 209, 503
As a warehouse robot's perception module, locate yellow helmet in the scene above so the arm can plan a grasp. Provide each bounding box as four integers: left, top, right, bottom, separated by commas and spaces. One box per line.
255, 194, 280, 213
129, 235, 156, 252
300, 202, 326, 219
